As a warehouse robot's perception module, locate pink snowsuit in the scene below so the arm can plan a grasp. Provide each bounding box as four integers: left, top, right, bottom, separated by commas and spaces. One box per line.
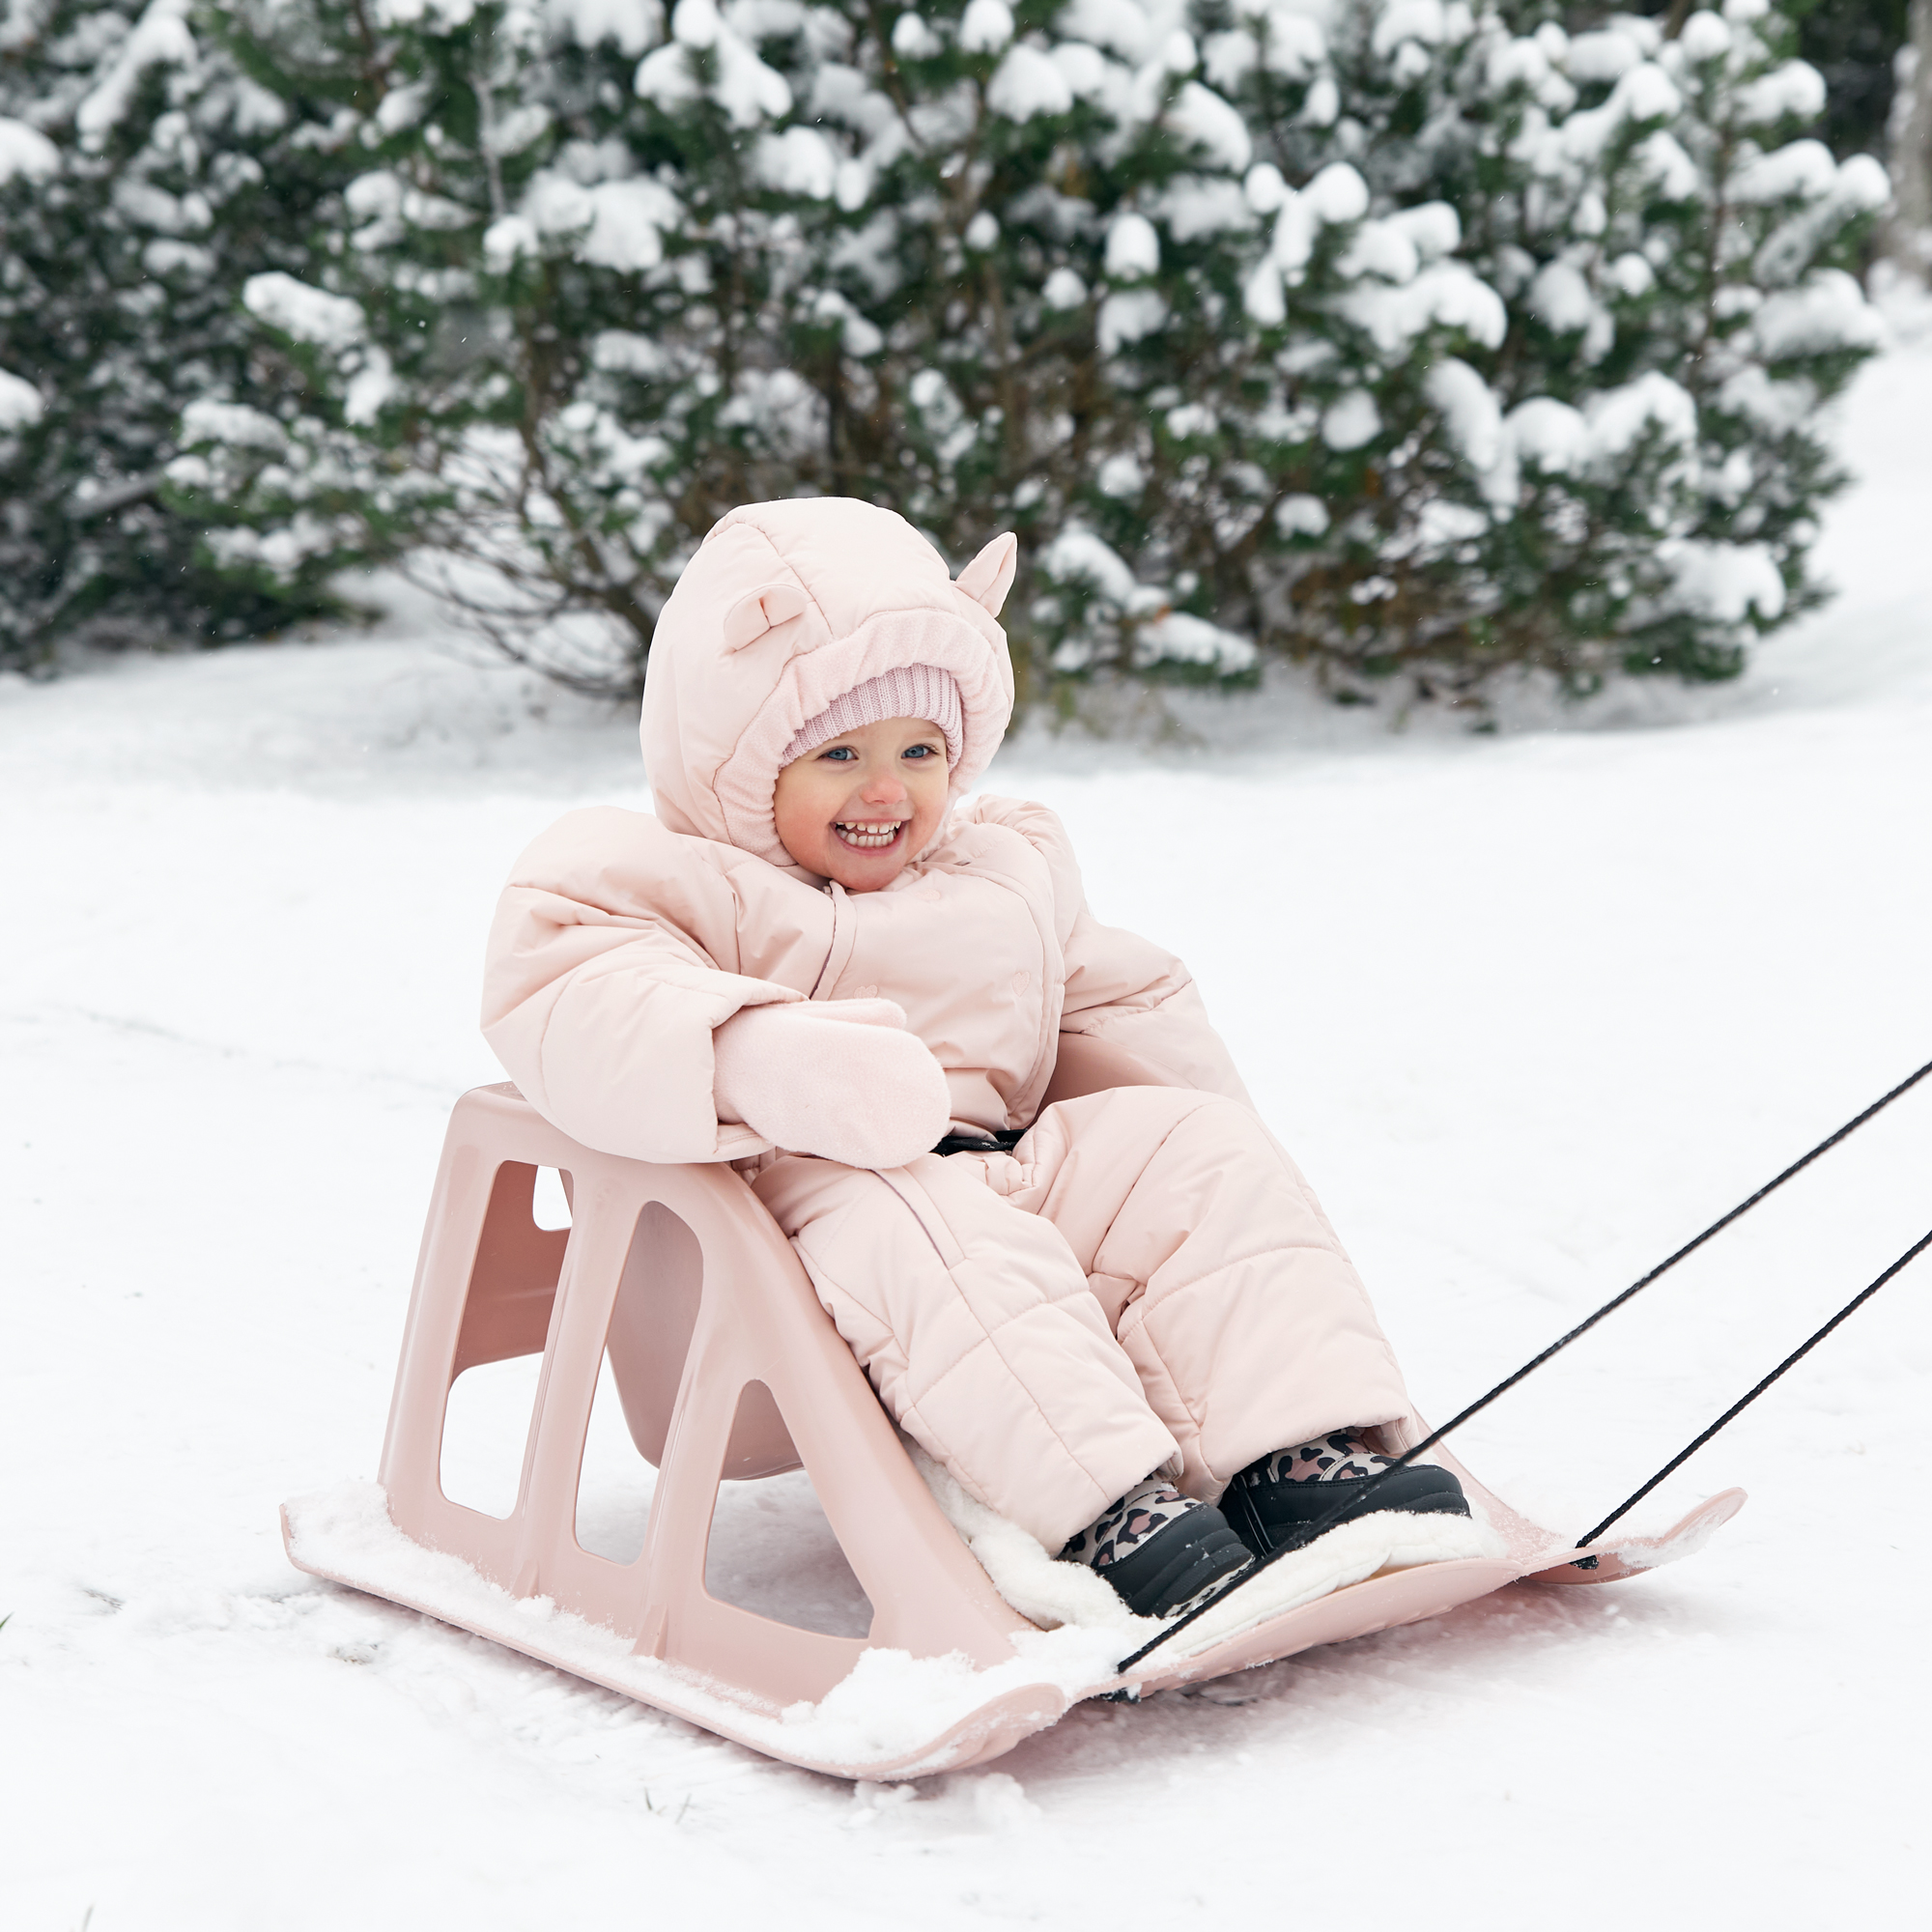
482, 498, 1417, 1551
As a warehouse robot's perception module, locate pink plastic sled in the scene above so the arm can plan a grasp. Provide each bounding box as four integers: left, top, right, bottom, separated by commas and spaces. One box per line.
282, 1051, 1746, 1780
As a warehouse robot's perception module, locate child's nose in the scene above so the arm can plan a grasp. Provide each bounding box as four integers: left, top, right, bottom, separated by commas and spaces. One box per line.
860, 771, 907, 805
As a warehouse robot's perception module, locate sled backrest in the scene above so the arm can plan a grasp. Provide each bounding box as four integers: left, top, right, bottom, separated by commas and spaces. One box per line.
377, 1082, 1034, 1713
440, 1130, 801, 1482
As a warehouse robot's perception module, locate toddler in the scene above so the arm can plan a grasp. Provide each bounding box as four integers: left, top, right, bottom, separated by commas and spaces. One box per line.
483, 497, 1480, 1621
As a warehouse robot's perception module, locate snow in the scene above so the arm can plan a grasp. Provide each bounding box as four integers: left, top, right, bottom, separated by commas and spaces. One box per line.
1236, 0, 1327, 77
1833, 152, 1893, 213
376, 0, 480, 23
281, 1481, 1124, 1772
1059, 0, 1157, 64
1526, 255, 1595, 331
1047, 36, 1114, 100
1563, 28, 1643, 84
1301, 157, 1368, 223
1265, 190, 1317, 279
891, 13, 943, 60
1734, 59, 1828, 127
1244, 159, 1288, 212
986, 44, 1072, 123
1038, 523, 1142, 604
1425, 355, 1503, 477
958, 0, 1013, 54
1607, 248, 1654, 297
1384, 199, 1460, 260
344, 349, 398, 427
1274, 492, 1328, 536
1674, 7, 1731, 63
1340, 215, 1420, 284
1155, 175, 1249, 242
1320, 386, 1380, 449
634, 0, 792, 127
1243, 258, 1287, 324
1167, 79, 1252, 172
1203, 26, 1258, 90
1339, 259, 1508, 355
1583, 368, 1697, 461
74, 0, 196, 147
1096, 286, 1166, 352
1731, 138, 1837, 206
1634, 126, 1701, 200
1753, 270, 1886, 359
4, 327, 1932, 1925
1372, 0, 1463, 59
1662, 539, 1785, 624
1041, 266, 1087, 309
1504, 392, 1589, 472
1559, 62, 1682, 165
0, 365, 44, 428
756, 126, 838, 200
552, 0, 666, 56
242, 271, 367, 350
0, 115, 61, 183
502, 170, 683, 267
1133, 610, 1257, 674
911, 1439, 1500, 1647
1103, 209, 1159, 279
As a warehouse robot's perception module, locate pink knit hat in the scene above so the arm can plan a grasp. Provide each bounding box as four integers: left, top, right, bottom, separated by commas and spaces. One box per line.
781, 664, 965, 769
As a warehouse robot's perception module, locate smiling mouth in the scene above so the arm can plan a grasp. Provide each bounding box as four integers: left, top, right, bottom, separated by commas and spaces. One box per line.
834, 820, 906, 852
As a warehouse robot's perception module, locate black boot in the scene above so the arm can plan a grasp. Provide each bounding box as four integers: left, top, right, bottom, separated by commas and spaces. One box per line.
1220, 1434, 1470, 1558
1060, 1476, 1253, 1619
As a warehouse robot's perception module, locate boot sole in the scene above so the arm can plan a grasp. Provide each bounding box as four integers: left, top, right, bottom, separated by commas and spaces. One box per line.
1101, 1513, 1254, 1619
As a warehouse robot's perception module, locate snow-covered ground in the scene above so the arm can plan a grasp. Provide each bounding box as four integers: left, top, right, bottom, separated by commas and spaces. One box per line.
5, 310, 1930, 1927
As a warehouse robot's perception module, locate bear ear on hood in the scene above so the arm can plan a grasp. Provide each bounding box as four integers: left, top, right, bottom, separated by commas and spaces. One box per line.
954, 532, 1017, 617
722, 581, 810, 652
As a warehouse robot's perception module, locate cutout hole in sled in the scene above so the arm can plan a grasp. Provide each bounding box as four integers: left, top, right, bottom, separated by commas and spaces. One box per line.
438, 1158, 564, 1518
450, 1161, 564, 1377
598, 1196, 802, 1476
704, 1381, 874, 1640
573, 1351, 655, 1565
530, 1165, 572, 1231
439, 1354, 541, 1520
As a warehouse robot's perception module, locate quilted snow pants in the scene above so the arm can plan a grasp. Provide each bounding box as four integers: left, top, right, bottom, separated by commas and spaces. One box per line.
751, 1086, 1413, 1551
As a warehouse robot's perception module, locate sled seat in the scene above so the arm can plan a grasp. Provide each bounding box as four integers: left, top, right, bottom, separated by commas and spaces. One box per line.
351, 1083, 1045, 1728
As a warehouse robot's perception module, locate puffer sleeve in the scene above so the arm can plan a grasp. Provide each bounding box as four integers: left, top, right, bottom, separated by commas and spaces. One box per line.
958, 794, 1254, 1105
480, 807, 809, 1162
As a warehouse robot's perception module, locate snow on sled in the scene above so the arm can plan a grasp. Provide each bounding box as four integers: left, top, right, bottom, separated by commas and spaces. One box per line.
281, 1083, 1745, 1780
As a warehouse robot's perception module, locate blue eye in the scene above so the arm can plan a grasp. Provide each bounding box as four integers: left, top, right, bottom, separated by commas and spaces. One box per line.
904, 744, 939, 760
821, 746, 857, 761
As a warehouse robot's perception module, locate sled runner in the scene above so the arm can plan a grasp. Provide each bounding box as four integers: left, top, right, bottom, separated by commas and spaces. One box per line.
282, 1076, 1745, 1780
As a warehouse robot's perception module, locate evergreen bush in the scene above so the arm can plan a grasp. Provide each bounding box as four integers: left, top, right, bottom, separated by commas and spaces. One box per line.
7, 1, 1891, 707
0, 0, 354, 672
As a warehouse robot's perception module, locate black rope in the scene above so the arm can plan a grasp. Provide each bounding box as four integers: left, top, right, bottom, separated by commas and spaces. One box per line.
1114, 1055, 1932, 1677
1573, 1224, 1932, 1546
1374, 1053, 1932, 1485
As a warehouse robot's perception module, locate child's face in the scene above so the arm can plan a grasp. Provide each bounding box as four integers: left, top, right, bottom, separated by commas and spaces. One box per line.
772, 715, 951, 891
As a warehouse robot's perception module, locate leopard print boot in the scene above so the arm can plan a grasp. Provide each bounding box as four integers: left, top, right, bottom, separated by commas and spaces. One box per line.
1059, 1475, 1253, 1619
1219, 1432, 1470, 1558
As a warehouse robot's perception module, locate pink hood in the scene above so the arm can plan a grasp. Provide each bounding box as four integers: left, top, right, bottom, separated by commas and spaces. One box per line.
640, 498, 1019, 870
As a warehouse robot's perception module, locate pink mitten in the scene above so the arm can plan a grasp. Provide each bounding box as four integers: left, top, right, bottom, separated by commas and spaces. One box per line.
711, 999, 952, 1168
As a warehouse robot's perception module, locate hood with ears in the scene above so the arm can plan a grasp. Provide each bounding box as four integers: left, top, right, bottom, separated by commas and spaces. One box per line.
640, 498, 1017, 871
